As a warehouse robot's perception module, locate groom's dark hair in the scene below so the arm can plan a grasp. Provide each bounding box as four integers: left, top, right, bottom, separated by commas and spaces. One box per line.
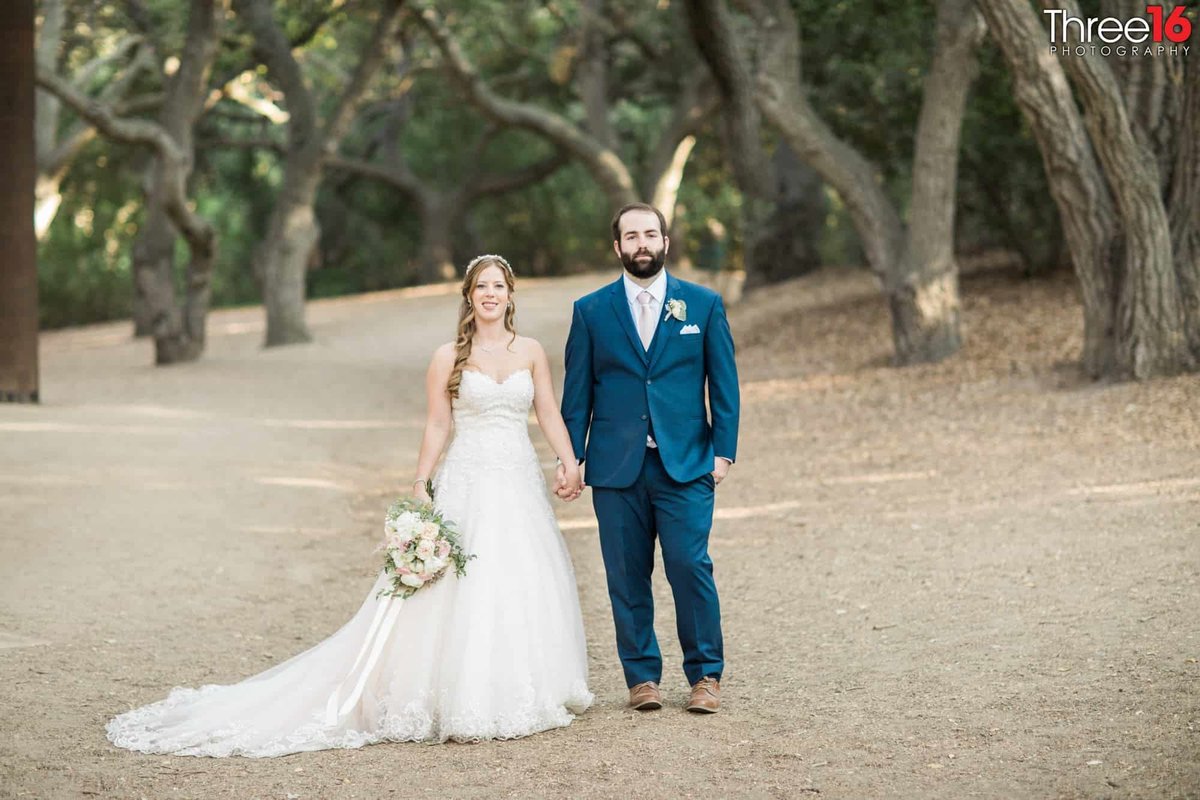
611, 203, 668, 242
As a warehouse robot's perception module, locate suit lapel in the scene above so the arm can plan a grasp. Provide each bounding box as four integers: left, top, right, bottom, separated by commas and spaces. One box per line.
608, 278, 650, 365
647, 274, 682, 373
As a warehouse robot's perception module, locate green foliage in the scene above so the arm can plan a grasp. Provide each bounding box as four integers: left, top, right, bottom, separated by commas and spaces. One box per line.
38, 140, 143, 328
957, 41, 1062, 272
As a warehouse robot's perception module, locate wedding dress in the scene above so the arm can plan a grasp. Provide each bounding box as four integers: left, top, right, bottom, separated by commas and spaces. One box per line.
107, 368, 593, 756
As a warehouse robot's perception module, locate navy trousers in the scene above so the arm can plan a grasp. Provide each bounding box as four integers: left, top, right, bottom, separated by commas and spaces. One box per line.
591, 447, 723, 687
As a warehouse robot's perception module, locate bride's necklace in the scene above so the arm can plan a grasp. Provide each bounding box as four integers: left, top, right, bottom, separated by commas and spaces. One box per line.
475, 338, 503, 353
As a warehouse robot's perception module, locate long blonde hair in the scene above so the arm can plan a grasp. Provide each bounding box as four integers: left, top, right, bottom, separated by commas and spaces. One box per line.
447, 254, 518, 399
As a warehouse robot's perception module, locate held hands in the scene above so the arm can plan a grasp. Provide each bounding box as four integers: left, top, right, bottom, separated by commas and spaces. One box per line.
711, 457, 732, 486
554, 461, 584, 502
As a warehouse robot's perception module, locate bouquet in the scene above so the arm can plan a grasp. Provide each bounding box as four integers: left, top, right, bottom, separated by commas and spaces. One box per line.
376, 497, 473, 599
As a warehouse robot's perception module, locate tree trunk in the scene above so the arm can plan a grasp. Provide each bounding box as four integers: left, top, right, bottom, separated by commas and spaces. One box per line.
1167, 54, 1200, 359
981, 0, 1197, 379
747, 1, 907, 280
36, 57, 220, 363
131, 0, 223, 361
643, 69, 718, 230
892, 0, 985, 363
0, 0, 38, 402
416, 193, 457, 283
578, 0, 616, 150
236, 0, 403, 346
259, 162, 321, 346
684, 0, 773, 282
650, 134, 696, 231
1047, 1, 1191, 378
749, 141, 825, 283
977, 0, 1120, 377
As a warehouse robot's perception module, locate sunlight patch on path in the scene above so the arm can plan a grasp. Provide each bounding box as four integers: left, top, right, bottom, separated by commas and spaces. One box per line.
0, 422, 180, 435
1067, 476, 1200, 496
258, 418, 417, 430
255, 477, 356, 492
0, 632, 50, 650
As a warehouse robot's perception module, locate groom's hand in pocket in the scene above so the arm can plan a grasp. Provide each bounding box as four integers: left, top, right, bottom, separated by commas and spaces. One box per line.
711, 457, 732, 486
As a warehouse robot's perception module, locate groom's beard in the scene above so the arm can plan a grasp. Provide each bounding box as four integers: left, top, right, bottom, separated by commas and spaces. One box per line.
621, 247, 666, 279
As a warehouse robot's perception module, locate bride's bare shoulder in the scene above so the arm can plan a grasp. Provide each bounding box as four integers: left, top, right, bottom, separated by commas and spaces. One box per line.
430, 342, 457, 368
512, 335, 545, 357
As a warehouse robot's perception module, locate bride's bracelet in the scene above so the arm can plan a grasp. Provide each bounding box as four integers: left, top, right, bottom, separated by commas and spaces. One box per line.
413, 478, 429, 488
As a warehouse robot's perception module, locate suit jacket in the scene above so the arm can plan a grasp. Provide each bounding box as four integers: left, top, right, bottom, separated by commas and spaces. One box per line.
561, 272, 740, 488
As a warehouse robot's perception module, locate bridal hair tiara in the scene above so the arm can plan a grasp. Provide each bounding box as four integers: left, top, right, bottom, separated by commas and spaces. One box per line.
465, 253, 513, 275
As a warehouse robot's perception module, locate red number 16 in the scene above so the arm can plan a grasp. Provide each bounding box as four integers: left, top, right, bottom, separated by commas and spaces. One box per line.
1146, 5, 1193, 43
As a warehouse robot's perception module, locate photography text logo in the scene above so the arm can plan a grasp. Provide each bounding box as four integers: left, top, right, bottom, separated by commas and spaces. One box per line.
1045, 5, 1193, 56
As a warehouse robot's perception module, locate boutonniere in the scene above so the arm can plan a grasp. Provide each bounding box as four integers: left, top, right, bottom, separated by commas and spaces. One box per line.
664, 298, 687, 322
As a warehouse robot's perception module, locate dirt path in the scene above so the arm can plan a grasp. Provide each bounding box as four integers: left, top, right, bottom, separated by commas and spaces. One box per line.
1, 268, 1197, 799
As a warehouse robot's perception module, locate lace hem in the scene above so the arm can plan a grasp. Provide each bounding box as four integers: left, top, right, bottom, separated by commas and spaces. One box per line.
106, 682, 594, 758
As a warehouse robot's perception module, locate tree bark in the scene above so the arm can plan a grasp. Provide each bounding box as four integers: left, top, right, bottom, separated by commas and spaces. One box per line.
977, 0, 1119, 376
643, 69, 720, 229
892, 0, 985, 363
1167, 53, 1200, 359
713, 0, 979, 363
684, 0, 773, 281
37, 60, 220, 369
750, 141, 825, 283
235, 0, 404, 347
1048, 1, 1191, 377
578, 0, 616, 150
749, 0, 906, 283
131, 0, 224, 361
981, 0, 1197, 379
0, 0, 38, 402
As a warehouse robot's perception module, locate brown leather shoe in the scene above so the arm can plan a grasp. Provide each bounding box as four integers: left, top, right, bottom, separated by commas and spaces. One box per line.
628, 681, 663, 711
686, 676, 720, 713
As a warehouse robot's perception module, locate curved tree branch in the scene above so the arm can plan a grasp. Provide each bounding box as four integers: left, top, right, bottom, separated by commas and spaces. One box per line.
414, 4, 637, 207
35, 66, 215, 263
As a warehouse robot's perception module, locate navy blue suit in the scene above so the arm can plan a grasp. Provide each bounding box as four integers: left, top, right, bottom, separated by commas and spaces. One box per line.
562, 272, 740, 687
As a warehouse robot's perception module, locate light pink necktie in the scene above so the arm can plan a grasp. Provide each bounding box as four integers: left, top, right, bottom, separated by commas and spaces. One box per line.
636, 290, 655, 350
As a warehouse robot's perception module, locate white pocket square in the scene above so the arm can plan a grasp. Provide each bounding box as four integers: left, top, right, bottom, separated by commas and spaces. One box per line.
680, 324, 701, 335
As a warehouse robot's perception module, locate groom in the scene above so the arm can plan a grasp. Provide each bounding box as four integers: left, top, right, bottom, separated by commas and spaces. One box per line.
558, 203, 740, 714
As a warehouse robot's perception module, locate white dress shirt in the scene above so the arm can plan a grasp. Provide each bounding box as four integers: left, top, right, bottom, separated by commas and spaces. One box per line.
623, 270, 665, 448
622, 269, 667, 335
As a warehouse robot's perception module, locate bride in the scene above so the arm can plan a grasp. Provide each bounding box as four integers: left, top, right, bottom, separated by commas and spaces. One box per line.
107, 254, 593, 756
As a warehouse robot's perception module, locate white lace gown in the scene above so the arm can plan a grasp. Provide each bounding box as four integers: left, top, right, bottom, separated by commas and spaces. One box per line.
106, 368, 593, 756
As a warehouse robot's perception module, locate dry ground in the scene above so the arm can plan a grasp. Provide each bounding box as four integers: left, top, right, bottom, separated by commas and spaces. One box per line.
1, 265, 1197, 800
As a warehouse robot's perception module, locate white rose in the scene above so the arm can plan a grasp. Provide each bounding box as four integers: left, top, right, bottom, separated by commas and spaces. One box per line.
416, 539, 436, 560
384, 518, 399, 535
399, 573, 425, 588
423, 555, 445, 574
420, 521, 440, 541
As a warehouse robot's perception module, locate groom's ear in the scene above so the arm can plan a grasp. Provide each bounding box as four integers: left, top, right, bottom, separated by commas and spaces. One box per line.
663, 235, 670, 255
612, 240, 622, 260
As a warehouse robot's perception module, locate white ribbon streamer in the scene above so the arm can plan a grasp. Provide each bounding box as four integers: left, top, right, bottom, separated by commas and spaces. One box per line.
324, 593, 405, 726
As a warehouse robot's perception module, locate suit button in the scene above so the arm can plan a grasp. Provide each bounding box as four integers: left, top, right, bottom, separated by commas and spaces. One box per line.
640, 414, 648, 421
646, 380, 652, 385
